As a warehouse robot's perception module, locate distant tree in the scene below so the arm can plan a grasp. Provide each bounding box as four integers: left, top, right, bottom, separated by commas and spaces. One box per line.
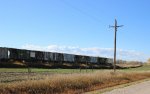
147, 58, 150, 64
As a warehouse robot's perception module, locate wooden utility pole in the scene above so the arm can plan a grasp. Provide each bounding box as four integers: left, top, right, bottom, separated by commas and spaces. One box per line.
110, 19, 123, 72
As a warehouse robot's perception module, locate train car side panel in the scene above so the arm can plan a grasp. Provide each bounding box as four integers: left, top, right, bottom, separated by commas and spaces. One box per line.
0, 47, 8, 59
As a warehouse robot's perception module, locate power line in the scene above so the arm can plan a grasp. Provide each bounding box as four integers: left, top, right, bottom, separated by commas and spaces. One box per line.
109, 19, 123, 72
60, 0, 105, 24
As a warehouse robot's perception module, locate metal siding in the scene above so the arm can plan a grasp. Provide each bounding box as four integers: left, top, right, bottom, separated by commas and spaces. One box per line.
97, 57, 107, 64
0, 47, 8, 59
80, 56, 86, 62
75, 55, 84, 63
85, 56, 90, 63
18, 49, 30, 60
9, 48, 18, 59
49, 52, 54, 61
44, 52, 49, 61
69, 54, 75, 62
63, 54, 75, 62
30, 51, 35, 58
35, 51, 44, 60
54, 53, 57, 61
54, 53, 63, 62
90, 57, 97, 63
107, 58, 113, 63
63, 54, 67, 61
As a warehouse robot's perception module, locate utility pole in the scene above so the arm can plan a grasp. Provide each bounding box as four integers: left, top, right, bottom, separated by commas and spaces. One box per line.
109, 19, 123, 72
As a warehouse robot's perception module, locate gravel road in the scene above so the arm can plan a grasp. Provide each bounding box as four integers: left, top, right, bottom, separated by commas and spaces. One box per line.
103, 80, 150, 94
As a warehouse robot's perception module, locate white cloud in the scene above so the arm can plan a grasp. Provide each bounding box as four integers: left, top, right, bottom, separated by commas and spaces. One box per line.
21, 44, 148, 62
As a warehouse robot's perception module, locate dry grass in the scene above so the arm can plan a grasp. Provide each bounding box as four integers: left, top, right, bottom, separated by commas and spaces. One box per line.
0, 71, 150, 94
116, 63, 142, 68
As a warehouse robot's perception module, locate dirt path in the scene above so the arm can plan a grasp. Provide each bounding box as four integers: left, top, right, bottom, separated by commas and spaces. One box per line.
103, 80, 150, 94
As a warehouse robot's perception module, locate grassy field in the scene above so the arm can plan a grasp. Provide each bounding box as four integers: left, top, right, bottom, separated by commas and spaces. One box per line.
0, 68, 99, 83
0, 64, 148, 73
0, 65, 150, 94
0, 65, 149, 83
119, 64, 150, 72
0, 68, 99, 73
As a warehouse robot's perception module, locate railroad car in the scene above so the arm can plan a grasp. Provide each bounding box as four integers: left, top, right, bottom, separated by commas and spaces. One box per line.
90, 56, 97, 63
30, 51, 36, 60
44, 52, 51, 61
0, 47, 115, 67
9, 48, 19, 60
53, 53, 64, 62
63, 53, 75, 63
17, 49, 30, 60
84, 56, 91, 63
107, 58, 113, 64
35, 51, 44, 61
0, 47, 9, 59
74, 55, 81, 63
97, 57, 108, 65
74, 55, 90, 63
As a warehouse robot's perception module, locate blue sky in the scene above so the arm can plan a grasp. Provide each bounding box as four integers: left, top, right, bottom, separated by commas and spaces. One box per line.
0, 0, 150, 61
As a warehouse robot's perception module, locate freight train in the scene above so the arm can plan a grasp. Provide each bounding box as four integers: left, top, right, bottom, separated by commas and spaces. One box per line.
0, 47, 113, 65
